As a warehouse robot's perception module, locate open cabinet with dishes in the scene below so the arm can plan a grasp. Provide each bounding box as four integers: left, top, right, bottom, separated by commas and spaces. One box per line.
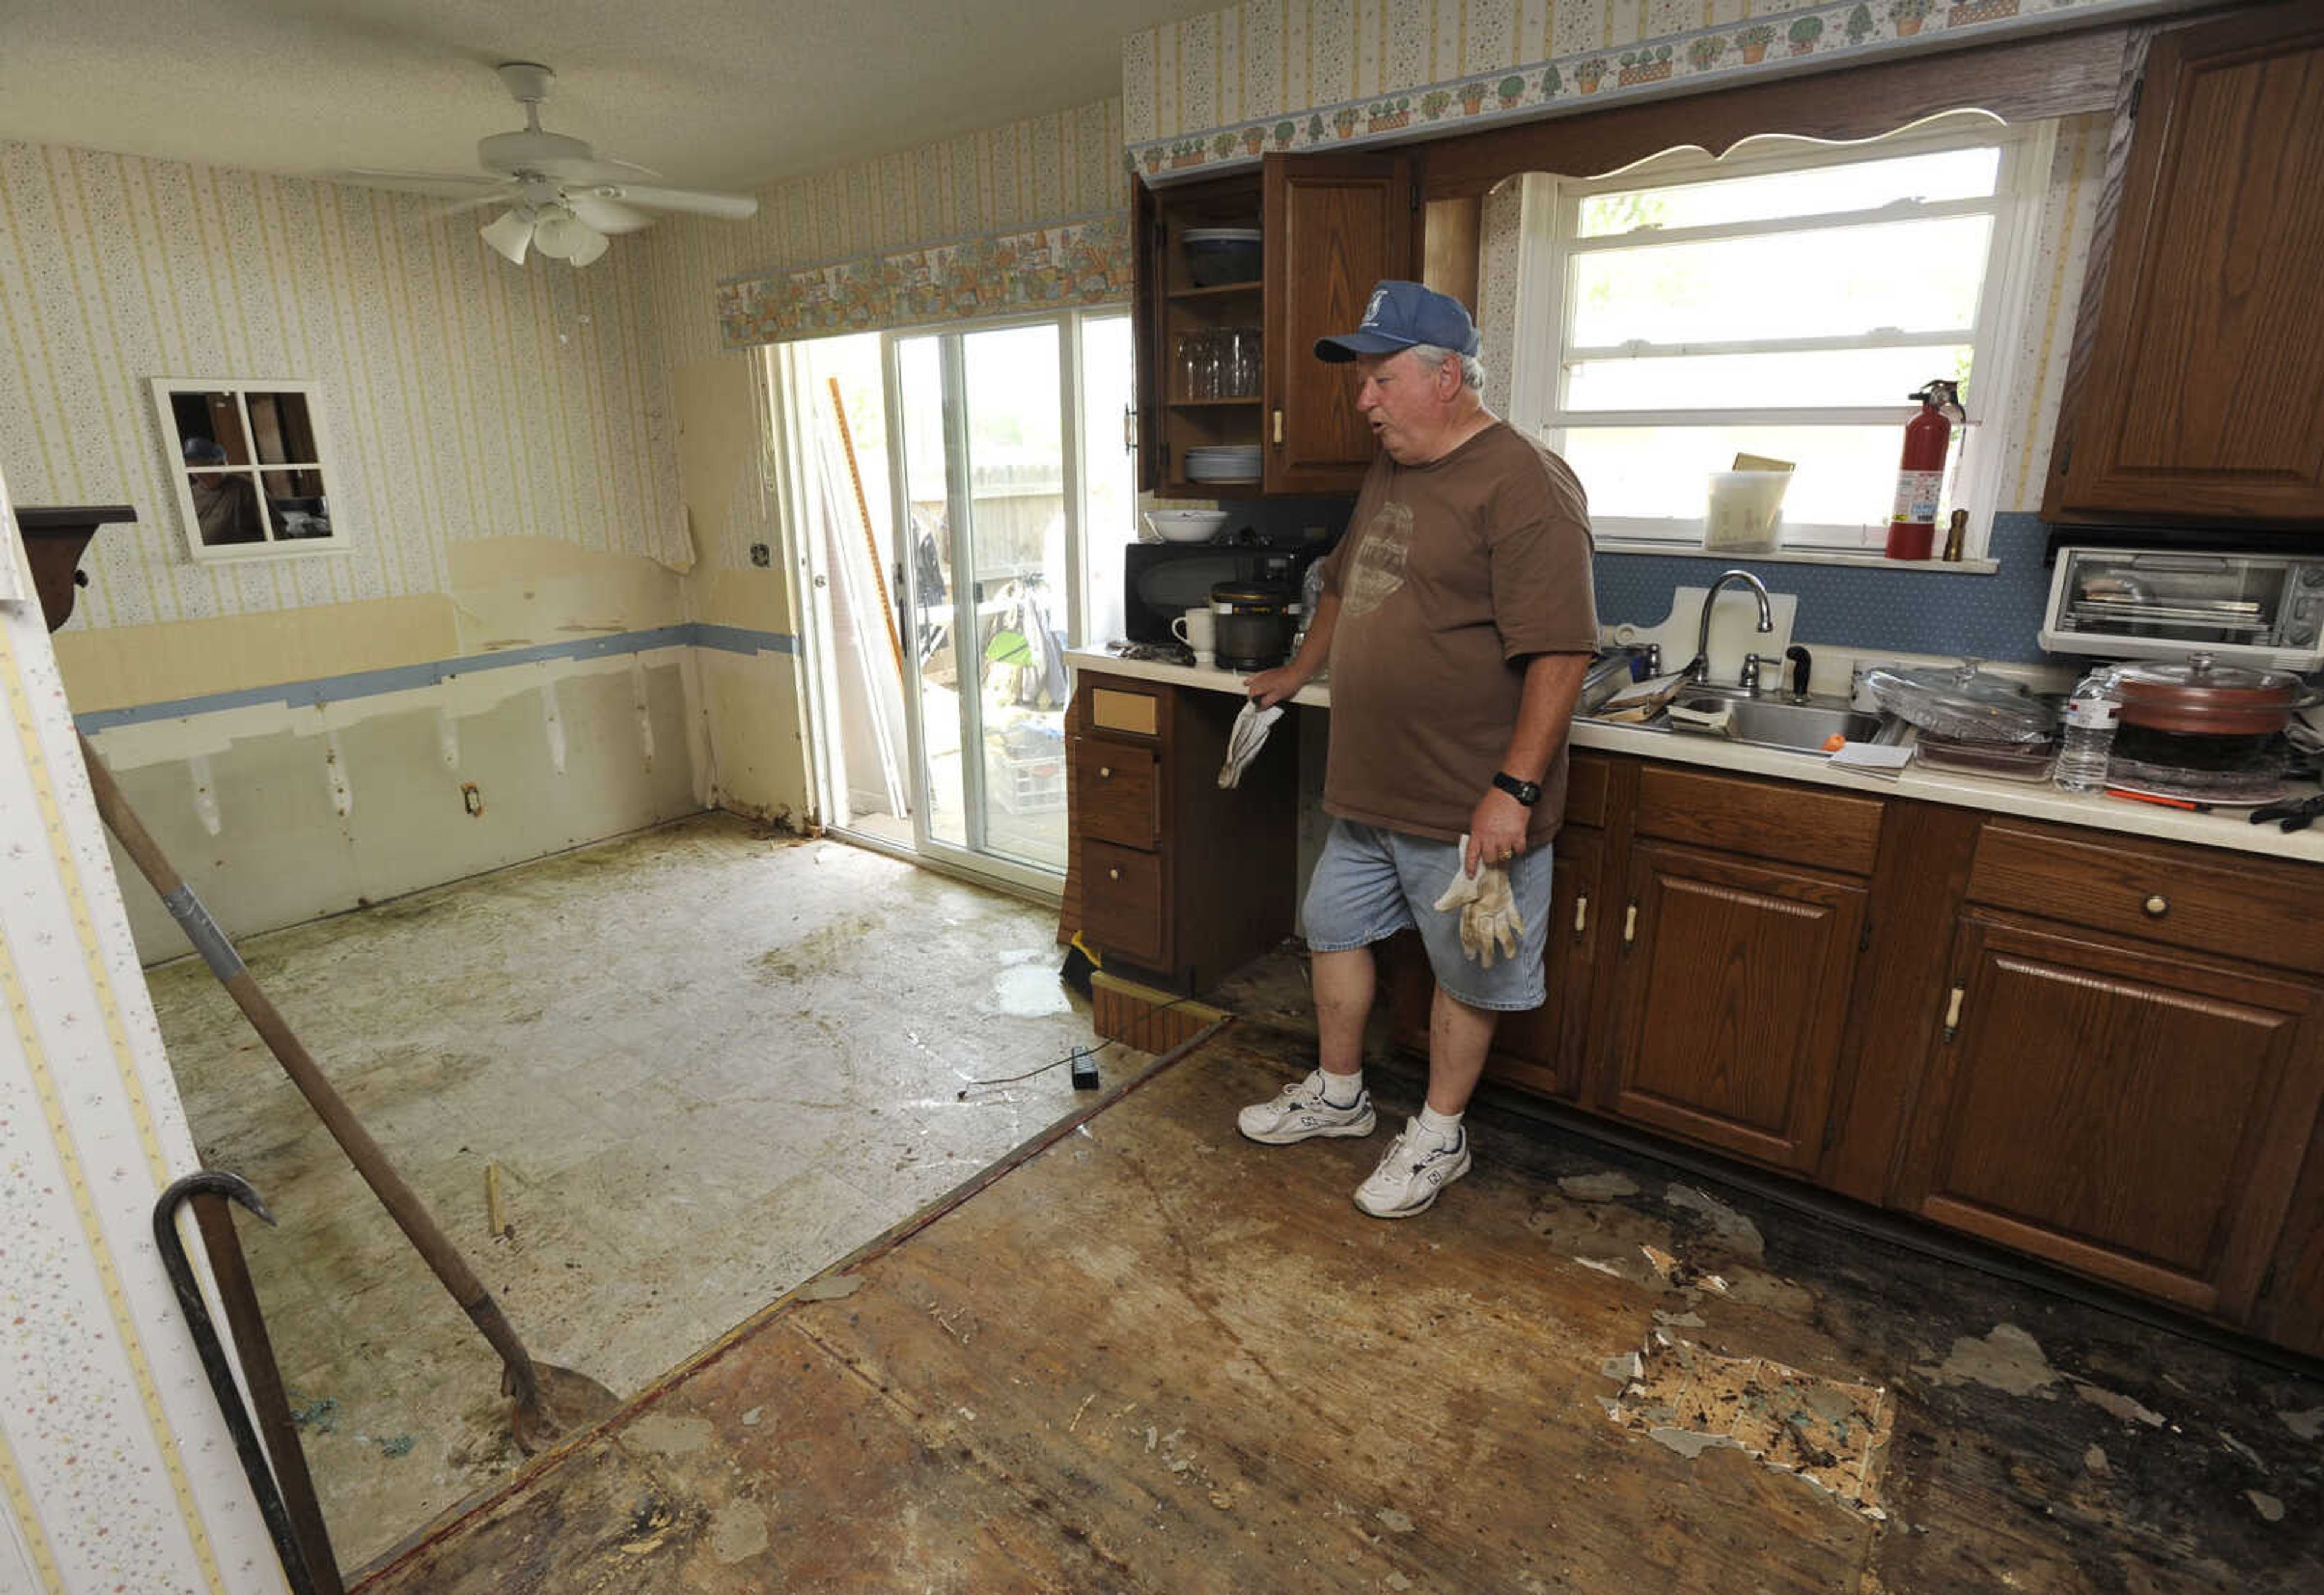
1132, 153, 1414, 499
1135, 171, 1267, 496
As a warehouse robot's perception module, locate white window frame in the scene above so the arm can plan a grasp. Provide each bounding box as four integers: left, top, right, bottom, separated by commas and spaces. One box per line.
1509, 116, 2056, 562
148, 377, 349, 563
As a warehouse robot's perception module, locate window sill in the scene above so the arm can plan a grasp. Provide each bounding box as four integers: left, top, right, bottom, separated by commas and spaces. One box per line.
185, 540, 350, 565
1595, 540, 2000, 576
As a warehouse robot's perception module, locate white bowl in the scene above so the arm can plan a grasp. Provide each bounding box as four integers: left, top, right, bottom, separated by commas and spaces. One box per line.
1143, 510, 1232, 544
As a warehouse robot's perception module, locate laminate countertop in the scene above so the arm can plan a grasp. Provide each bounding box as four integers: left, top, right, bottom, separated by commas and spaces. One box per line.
1064, 646, 2324, 867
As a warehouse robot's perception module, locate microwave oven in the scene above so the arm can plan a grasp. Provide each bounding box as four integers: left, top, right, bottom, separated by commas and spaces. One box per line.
1122, 542, 1331, 645
2038, 547, 2324, 671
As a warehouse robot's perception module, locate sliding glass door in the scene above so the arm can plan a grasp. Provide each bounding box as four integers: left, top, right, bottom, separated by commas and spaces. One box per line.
852, 310, 1124, 887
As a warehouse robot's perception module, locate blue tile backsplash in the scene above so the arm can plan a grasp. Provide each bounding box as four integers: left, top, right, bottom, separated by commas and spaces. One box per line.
1595, 513, 2058, 664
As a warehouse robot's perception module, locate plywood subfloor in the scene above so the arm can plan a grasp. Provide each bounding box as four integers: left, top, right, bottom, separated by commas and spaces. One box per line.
353, 1022, 2323, 1593
149, 814, 1119, 1571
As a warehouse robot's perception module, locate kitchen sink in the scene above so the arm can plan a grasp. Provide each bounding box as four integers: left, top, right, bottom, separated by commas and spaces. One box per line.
1666, 692, 1892, 752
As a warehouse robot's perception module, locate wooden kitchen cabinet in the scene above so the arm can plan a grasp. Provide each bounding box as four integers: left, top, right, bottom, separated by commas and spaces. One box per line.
2043, 1, 2324, 526
1261, 152, 1413, 495
1895, 913, 2324, 1318
1599, 841, 1867, 1174
1068, 672, 1299, 992
1132, 152, 1414, 496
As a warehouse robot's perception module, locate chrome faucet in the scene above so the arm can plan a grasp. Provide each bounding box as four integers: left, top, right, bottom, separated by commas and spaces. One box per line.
1686, 570, 1775, 689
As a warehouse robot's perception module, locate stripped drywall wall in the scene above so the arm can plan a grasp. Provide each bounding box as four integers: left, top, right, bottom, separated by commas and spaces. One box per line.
0, 487, 284, 1594
0, 139, 716, 944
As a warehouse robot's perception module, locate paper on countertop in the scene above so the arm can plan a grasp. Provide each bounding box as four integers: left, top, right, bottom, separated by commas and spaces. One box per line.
0, 519, 24, 605
1828, 742, 1912, 776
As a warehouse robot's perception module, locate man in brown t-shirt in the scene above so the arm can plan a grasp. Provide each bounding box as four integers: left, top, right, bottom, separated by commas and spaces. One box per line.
1239, 280, 1597, 1218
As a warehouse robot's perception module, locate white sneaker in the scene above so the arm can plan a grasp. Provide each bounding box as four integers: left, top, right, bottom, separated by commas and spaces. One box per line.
1236, 1069, 1376, 1145
1353, 1120, 1472, 1218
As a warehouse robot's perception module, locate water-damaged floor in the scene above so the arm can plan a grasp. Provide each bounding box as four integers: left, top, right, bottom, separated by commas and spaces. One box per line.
146, 813, 1114, 1573
353, 996, 2323, 1594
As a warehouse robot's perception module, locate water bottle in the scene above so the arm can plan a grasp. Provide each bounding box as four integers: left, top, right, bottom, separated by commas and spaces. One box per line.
2055, 671, 2119, 792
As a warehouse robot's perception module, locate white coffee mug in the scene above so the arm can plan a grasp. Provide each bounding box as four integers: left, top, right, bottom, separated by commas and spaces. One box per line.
1172, 607, 1217, 654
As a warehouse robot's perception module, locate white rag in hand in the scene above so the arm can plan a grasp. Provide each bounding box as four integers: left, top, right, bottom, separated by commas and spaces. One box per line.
1431, 835, 1528, 969
1217, 700, 1284, 789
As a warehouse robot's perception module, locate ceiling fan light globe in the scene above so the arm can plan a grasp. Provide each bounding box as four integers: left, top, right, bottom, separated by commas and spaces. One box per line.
531, 210, 589, 260
479, 209, 534, 265
566, 229, 610, 267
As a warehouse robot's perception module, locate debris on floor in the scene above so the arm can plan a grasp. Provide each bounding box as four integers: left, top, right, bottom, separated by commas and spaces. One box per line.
1912, 1323, 2058, 1398
1597, 1325, 1892, 1516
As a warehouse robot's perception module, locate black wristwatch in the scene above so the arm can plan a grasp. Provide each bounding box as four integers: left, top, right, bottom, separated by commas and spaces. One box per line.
1492, 771, 1543, 807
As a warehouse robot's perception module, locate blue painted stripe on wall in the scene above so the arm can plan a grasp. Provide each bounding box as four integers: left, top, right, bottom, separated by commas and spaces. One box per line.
74, 622, 799, 734
1594, 514, 2058, 665
693, 623, 801, 658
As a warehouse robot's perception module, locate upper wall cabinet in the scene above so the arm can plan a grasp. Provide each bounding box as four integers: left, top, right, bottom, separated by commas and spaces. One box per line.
1261, 153, 1412, 496
2044, 3, 2324, 527
1133, 153, 1411, 498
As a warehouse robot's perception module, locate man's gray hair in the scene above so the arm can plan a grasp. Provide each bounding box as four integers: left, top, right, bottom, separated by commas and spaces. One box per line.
1408, 342, 1487, 392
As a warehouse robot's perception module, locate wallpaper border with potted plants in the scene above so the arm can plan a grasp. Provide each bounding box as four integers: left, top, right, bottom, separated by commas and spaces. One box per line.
1123, 0, 2184, 180
714, 210, 1132, 349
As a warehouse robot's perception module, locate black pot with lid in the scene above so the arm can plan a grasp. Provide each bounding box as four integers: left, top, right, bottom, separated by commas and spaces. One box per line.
1211, 580, 1298, 671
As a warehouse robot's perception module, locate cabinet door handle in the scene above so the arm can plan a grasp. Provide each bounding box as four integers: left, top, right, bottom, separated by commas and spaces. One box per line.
1099, 765, 1112, 779
1941, 985, 1965, 1043
1123, 403, 1137, 453
1108, 867, 1121, 881
2142, 893, 2169, 918
1622, 902, 1638, 947
1272, 409, 1285, 446
1573, 894, 1589, 938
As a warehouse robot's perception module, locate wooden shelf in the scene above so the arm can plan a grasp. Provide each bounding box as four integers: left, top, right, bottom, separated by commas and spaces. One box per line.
1166, 281, 1264, 301
1167, 398, 1262, 409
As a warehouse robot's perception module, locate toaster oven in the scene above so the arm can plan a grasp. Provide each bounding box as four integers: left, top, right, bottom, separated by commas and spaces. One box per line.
2039, 547, 2324, 672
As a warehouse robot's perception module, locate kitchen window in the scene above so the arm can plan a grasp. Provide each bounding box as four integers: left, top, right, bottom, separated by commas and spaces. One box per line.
149, 378, 346, 561
1509, 118, 2054, 558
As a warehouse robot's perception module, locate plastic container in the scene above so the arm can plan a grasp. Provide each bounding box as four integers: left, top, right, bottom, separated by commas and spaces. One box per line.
1184, 228, 1263, 287
1861, 663, 2057, 744
1705, 471, 1791, 553
2054, 680, 2120, 792
1914, 733, 2058, 783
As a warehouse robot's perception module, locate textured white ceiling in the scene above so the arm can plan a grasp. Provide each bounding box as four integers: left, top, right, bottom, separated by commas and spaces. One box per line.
0, 0, 1194, 194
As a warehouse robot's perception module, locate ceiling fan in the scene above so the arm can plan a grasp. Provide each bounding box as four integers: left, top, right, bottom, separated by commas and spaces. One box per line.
343, 62, 758, 266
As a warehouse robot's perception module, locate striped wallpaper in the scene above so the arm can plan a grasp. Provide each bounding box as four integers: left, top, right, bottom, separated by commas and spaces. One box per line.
0, 140, 689, 636
637, 98, 1128, 371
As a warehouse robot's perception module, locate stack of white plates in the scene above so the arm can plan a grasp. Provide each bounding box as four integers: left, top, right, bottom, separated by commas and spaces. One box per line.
1185, 445, 1262, 484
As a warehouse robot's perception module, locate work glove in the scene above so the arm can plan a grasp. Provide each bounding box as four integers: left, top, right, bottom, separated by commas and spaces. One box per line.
1431, 836, 1527, 969
1217, 700, 1284, 789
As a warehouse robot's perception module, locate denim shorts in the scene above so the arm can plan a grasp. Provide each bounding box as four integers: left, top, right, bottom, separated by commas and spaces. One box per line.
1303, 819, 1554, 1011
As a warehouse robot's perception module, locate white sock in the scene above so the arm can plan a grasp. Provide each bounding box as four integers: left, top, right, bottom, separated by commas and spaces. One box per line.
1316, 1068, 1364, 1107
1417, 1105, 1464, 1145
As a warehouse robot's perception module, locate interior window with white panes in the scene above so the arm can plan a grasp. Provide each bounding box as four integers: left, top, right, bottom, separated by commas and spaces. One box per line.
1512, 117, 2053, 555
149, 378, 346, 561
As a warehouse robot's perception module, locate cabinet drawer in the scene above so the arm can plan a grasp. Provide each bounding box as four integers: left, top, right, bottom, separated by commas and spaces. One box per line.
1087, 685, 1161, 738
1967, 820, 2324, 976
1077, 740, 1160, 850
1083, 841, 1167, 968
1565, 752, 1612, 829
1635, 764, 1883, 875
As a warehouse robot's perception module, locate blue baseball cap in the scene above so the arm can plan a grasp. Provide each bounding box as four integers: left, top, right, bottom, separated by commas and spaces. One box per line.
1314, 280, 1480, 363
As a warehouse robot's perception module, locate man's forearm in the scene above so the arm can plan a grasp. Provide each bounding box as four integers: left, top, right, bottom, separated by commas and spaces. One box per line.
1497, 653, 1590, 783
1283, 590, 1340, 682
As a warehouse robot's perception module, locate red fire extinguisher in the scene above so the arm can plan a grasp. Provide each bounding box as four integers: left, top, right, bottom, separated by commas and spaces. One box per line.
1886, 379, 1963, 561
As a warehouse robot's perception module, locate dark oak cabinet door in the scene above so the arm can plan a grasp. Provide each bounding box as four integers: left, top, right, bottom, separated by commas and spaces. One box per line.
1897, 916, 2324, 1318
1262, 152, 1413, 495
1601, 843, 1866, 1172
2044, 2, 2324, 524
1484, 827, 1606, 1101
